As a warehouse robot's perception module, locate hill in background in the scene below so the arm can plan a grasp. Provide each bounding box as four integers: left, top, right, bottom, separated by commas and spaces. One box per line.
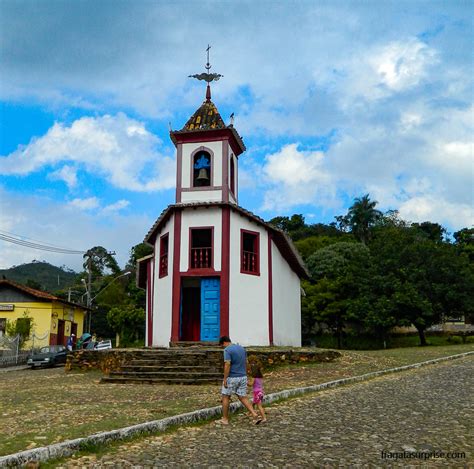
0, 261, 78, 293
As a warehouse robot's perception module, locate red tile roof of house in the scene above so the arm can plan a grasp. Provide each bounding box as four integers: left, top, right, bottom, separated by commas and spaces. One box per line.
0, 279, 90, 309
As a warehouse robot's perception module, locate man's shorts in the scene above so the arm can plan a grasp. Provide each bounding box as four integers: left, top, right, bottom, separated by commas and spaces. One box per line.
221, 376, 248, 397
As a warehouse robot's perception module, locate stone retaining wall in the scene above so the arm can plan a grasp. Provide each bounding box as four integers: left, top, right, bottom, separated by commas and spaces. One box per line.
66, 349, 135, 373
66, 348, 341, 373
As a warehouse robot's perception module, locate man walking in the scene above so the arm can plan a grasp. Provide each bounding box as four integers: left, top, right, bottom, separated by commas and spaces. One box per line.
218, 335, 262, 425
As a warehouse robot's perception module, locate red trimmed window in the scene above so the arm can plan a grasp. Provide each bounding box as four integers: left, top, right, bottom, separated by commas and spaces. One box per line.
159, 233, 169, 278
190, 228, 213, 269
241, 230, 260, 275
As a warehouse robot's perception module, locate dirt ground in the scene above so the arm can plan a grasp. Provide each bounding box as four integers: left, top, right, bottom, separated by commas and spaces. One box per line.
1, 343, 472, 456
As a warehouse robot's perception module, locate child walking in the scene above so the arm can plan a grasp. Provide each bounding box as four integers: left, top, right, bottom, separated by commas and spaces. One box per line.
249, 360, 267, 423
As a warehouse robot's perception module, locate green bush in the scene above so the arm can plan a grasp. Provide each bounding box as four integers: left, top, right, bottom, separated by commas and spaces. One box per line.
446, 335, 463, 345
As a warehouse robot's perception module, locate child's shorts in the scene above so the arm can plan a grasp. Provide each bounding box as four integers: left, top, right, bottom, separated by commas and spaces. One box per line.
253, 390, 264, 404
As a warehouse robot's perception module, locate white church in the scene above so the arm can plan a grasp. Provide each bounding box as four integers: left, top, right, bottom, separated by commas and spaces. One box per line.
137, 60, 308, 347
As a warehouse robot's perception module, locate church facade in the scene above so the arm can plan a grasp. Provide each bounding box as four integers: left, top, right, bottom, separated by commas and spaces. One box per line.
137, 80, 308, 347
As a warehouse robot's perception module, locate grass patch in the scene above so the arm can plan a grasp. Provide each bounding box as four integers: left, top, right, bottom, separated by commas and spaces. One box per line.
0, 343, 472, 458
313, 332, 472, 349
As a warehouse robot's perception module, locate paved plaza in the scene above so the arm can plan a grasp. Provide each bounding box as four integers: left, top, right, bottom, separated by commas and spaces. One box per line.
59, 357, 473, 468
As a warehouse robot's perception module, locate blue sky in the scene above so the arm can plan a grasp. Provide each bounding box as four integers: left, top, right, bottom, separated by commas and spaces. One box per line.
0, 0, 473, 271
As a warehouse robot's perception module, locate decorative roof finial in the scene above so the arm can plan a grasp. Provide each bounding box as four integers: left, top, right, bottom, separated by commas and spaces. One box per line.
189, 45, 223, 102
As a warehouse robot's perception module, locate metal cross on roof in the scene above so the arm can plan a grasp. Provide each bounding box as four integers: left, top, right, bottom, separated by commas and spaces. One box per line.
189, 45, 223, 83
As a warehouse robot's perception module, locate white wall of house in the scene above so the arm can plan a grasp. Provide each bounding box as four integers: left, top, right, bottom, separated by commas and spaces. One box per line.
152, 215, 174, 347
271, 242, 301, 346
179, 208, 222, 272
182, 141, 223, 188
229, 212, 269, 346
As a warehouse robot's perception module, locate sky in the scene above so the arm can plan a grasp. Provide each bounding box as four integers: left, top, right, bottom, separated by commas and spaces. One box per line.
0, 0, 473, 272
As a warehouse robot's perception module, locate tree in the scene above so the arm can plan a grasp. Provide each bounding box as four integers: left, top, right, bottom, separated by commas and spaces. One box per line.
454, 228, 474, 262
83, 246, 120, 278
126, 242, 154, 271
370, 225, 474, 345
346, 194, 382, 244
107, 305, 145, 347
306, 242, 371, 348
6, 312, 34, 349
412, 222, 446, 243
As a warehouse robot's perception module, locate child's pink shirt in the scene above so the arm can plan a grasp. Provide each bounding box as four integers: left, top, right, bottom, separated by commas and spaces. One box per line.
253, 377, 263, 392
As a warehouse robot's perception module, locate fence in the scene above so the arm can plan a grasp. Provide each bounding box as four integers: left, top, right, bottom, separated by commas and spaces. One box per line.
0, 330, 50, 368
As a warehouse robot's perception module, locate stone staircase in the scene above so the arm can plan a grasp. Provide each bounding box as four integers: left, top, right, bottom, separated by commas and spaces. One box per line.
100, 348, 223, 385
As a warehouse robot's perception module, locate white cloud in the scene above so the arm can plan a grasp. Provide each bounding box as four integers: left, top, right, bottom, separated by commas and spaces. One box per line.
0, 114, 176, 192
261, 144, 334, 211
102, 199, 130, 213
69, 197, 100, 211
398, 196, 474, 229
0, 187, 151, 270
370, 38, 437, 91
49, 165, 78, 188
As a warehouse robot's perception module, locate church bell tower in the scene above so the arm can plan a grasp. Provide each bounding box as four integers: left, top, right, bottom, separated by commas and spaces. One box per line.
170, 47, 245, 205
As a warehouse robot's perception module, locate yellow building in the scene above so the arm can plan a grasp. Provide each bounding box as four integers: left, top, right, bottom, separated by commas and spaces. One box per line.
0, 279, 87, 348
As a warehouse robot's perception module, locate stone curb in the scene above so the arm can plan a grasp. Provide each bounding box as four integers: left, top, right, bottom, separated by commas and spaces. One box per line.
1, 350, 472, 467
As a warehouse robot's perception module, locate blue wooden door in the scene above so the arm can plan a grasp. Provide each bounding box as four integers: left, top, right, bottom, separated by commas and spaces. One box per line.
200, 278, 220, 341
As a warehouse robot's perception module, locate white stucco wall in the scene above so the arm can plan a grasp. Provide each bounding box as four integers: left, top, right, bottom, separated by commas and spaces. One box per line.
180, 208, 222, 272
152, 215, 174, 347
145, 257, 154, 347
228, 212, 269, 346
271, 242, 301, 346
181, 190, 223, 203
182, 141, 223, 189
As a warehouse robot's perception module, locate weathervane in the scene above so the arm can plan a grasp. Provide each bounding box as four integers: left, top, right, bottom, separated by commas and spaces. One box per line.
189, 45, 223, 84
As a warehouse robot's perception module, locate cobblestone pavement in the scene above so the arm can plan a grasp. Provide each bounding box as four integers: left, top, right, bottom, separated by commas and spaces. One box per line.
59, 357, 473, 468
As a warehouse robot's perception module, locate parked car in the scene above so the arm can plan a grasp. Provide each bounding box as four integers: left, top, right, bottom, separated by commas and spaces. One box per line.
27, 345, 68, 368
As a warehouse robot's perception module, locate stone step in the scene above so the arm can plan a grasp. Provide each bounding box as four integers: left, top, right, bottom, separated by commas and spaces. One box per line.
100, 376, 221, 385
119, 365, 219, 373
110, 371, 222, 379
170, 341, 219, 348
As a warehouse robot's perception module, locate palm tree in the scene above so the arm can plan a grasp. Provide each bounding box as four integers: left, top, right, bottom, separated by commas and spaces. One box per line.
347, 194, 382, 244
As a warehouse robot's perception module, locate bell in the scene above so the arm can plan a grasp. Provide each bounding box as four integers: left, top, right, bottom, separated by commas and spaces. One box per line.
196, 167, 210, 186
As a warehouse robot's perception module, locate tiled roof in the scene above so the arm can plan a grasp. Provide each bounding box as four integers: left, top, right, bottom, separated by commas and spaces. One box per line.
0, 279, 90, 309
182, 99, 226, 131
143, 202, 309, 279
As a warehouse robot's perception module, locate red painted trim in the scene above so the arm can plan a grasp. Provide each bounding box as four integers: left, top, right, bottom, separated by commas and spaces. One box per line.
235, 155, 239, 203
268, 233, 274, 345
180, 271, 222, 278
171, 210, 182, 342
190, 146, 214, 188
220, 207, 230, 337
222, 139, 229, 202
188, 226, 214, 271
230, 155, 235, 198
49, 333, 57, 346
147, 260, 153, 346
240, 229, 260, 276
171, 129, 244, 157
159, 233, 169, 278
176, 143, 182, 203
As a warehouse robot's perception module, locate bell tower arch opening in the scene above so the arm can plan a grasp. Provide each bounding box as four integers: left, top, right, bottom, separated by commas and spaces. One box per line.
193, 150, 212, 187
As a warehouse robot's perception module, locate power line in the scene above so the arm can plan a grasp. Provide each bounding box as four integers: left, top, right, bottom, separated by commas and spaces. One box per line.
0, 231, 84, 254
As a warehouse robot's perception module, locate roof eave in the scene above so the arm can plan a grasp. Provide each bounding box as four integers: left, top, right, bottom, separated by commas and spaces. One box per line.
169, 127, 246, 156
